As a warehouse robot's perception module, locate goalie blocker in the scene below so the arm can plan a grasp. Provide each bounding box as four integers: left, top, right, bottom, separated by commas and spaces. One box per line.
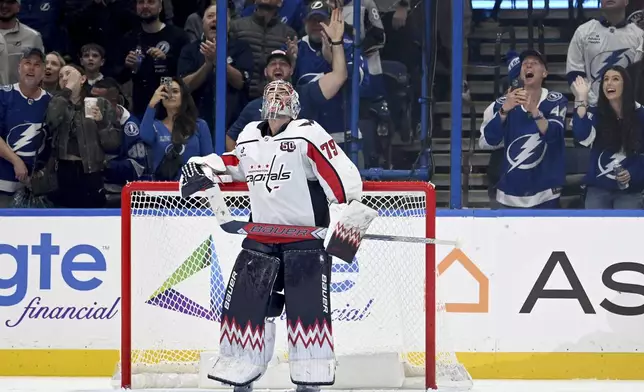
209, 238, 335, 386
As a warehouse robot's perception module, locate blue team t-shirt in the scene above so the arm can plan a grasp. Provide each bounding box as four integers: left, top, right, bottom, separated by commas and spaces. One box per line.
139, 106, 214, 179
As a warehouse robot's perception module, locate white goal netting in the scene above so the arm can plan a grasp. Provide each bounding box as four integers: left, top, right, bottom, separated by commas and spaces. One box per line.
118, 181, 472, 390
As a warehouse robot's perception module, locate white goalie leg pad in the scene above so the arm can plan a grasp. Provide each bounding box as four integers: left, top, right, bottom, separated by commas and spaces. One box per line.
262, 319, 277, 367
210, 321, 276, 385
209, 356, 261, 386
290, 359, 336, 385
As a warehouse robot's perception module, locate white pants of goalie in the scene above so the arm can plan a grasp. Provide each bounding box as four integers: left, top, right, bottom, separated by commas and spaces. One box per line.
208, 239, 336, 387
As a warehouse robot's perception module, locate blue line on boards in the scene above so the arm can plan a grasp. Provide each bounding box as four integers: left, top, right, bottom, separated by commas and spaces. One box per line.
0, 209, 120, 217
436, 209, 644, 218
2, 208, 644, 218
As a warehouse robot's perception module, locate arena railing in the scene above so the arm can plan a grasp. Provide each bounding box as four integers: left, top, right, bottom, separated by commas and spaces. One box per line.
358, 0, 435, 182
527, 0, 550, 54
209, 0, 464, 205
493, 26, 517, 99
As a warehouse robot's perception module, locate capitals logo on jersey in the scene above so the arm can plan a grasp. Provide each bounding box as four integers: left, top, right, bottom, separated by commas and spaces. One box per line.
245, 155, 293, 192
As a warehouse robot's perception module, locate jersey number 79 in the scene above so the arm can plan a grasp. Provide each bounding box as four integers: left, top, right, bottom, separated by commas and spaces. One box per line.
320, 139, 339, 159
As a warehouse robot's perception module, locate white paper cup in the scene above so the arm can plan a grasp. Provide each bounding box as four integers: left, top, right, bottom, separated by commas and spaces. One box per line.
84, 97, 98, 119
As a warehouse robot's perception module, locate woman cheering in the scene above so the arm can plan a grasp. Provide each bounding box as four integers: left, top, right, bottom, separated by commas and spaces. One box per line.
571, 66, 644, 209
140, 77, 214, 180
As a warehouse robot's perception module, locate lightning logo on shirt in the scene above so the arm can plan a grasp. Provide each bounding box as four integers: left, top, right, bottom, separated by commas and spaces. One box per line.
6, 123, 45, 157
596, 151, 626, 180
506, 133, 547, 172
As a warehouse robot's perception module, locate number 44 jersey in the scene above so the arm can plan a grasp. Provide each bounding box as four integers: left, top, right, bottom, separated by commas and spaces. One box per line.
222, 119, 363, 235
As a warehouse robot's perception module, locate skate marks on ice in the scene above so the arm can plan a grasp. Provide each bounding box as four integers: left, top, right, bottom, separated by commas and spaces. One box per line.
2, 378, 644, 392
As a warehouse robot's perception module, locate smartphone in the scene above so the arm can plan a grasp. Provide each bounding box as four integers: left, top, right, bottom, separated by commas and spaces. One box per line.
510, 78, 524, 91
161, 77, 173, 98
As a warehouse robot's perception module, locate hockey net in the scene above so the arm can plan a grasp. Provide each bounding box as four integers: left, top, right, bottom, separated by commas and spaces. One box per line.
119, 181, 472, 390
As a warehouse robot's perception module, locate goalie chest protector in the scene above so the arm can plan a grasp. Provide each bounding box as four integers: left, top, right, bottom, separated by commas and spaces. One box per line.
225, 119, 362, 231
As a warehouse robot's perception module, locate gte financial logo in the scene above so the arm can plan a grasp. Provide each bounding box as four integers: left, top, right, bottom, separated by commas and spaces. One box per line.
0, 233, 119, 328
520, 251, 644, 316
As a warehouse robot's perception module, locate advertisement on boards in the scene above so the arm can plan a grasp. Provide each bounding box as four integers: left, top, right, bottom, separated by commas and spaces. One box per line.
436, 216, 644, 354
0, 217, 121, 348
1, 212, 644, 379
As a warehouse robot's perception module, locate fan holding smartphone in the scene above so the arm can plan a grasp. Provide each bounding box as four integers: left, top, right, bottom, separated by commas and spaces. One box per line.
477, 49, 569, 209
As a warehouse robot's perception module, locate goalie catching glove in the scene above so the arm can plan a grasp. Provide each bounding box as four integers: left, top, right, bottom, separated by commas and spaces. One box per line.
179, 154, 228, 198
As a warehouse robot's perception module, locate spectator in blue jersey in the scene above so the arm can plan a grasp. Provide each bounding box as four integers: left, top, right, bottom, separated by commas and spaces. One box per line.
140, 77, 213, 180
179, 2, 253, 137
479, 50, 568, 209
42, 52, 65, 94
240, 0, 305, 33
91, 77, 149, 207
226, 7, 348, 150
45, 64, 121, 208
571, 67, 644, 209
0, 47, 49, 207
291, 0, 367, 144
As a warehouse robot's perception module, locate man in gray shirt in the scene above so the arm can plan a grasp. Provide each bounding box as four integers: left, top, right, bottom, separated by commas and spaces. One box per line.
0, 33, 8, 84
0, 0, 44, 83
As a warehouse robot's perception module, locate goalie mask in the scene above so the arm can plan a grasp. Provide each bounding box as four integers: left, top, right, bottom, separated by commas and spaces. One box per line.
261, 80, 301, 120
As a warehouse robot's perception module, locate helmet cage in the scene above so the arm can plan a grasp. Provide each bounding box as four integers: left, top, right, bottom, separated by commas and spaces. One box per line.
261, 80, 301, 120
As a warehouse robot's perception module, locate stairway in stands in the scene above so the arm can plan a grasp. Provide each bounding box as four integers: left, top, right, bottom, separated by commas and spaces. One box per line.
431, 6, 602, 207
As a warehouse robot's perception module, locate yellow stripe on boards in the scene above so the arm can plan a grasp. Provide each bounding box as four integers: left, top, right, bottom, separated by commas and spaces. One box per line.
1, 350, 644, 380
0, 349, 119, 377
458, 352, 644, 380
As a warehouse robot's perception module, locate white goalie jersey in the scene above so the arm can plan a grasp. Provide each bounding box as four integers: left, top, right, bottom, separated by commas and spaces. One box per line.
221, 119, 363, 232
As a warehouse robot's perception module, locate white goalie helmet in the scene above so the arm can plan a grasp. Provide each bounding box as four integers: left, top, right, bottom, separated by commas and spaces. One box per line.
261, 80, 301, 120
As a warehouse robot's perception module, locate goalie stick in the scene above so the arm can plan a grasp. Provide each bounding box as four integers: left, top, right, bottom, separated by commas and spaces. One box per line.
179, 162, 460, 263
203, 183, 459, 263
218, 219, 459, 246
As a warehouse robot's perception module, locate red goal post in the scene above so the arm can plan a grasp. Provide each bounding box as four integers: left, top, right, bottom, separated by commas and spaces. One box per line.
119, 181, 470, 390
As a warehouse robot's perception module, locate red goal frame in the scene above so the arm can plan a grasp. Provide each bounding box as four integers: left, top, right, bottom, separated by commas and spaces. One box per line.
120, 181, 437, 390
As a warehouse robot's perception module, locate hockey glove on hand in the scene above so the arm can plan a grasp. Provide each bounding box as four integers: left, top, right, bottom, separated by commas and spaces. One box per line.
179, 154, 227, 198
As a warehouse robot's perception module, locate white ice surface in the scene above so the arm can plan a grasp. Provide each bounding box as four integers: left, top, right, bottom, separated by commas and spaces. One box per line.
2, 378, 644, 392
